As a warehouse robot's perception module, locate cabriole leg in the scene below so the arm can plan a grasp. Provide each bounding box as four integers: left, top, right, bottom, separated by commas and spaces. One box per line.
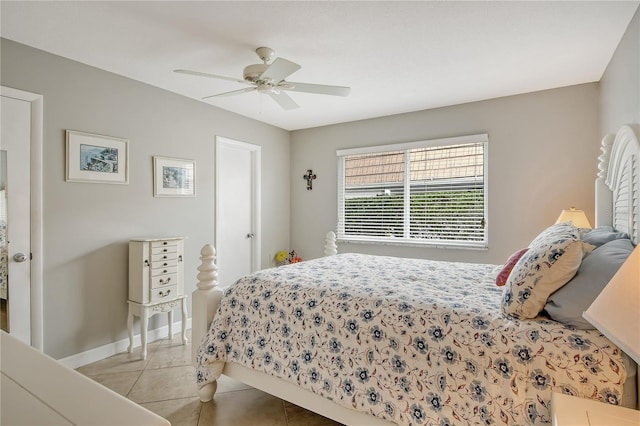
169, 309, 174, 340
126, 304, 134, 353
141, 310, 149, 360
181, 296, 189, 345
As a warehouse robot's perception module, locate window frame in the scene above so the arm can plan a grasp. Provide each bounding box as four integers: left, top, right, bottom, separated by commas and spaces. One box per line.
336, 133, 489, 249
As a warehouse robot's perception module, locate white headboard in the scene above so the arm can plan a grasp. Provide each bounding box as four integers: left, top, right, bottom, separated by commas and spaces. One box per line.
595, 125, 640, 245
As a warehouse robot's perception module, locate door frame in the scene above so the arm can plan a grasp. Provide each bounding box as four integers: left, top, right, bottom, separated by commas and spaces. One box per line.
215, 136, 261, 276
1, 86, 43, 350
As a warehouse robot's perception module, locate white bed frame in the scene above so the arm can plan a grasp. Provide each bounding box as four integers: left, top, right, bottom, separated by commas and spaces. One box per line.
192, 125, 640, 424
595, 125, 640, 244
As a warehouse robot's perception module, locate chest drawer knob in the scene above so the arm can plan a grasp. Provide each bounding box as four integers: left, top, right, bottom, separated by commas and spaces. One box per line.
159, 277, 171, 285
158, 289, 171, 297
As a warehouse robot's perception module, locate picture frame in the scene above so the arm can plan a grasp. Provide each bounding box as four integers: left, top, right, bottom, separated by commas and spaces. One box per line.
153, 156, 196, 197
66, 130, 129, 184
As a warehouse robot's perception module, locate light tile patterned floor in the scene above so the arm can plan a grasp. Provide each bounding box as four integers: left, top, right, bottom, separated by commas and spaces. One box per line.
76, 333, 343, 426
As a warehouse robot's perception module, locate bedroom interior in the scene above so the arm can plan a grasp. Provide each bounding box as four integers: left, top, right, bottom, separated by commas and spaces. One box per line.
190, 123, 640, 425
1, 1, 640, 425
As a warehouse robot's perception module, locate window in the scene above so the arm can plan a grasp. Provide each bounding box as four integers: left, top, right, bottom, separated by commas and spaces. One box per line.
337, 134, 488, 248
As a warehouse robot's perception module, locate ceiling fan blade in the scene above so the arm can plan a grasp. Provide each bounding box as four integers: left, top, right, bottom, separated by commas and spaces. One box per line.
202, 87, 256, 100
174, 69, 248, 85
284, 81, 351, 97
268, 91, 299, 110
260, 58, 301, 83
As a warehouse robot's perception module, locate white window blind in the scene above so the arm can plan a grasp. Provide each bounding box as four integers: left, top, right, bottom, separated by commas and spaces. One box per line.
337, 134, 488, 248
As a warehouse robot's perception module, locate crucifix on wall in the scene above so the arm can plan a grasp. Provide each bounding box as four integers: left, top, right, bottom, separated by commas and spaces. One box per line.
303, 169, 317, 190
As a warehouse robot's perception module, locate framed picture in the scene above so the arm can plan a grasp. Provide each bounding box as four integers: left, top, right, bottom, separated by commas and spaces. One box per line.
153, 156, 196, 197
66, 130, 129, 184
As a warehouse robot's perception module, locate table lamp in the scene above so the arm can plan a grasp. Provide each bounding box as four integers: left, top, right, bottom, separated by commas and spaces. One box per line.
555, 207, 592, 228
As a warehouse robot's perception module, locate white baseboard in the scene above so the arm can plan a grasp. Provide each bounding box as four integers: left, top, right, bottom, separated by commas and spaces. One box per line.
58, 319, 192, 369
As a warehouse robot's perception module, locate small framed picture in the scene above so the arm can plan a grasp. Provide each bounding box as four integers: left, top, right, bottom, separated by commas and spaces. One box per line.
153, 156, 196, 197
66, 130, 129, 184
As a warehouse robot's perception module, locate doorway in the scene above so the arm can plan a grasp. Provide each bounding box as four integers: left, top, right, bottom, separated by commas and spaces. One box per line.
215, 136, 261, 287
0, 86, 43, 349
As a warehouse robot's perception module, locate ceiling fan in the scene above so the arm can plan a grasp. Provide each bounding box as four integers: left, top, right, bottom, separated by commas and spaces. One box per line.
175, 47, 350, 110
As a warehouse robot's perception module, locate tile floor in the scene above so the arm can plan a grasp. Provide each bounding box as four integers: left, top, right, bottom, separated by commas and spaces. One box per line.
76, 333, 343, 426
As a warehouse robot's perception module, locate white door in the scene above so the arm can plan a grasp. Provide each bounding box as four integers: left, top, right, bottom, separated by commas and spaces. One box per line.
0, 86, 43, 350
1, 95, 31, 345
215, 137, 261, 287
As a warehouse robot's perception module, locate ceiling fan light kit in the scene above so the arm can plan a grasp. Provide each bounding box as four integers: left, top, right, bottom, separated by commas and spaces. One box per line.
243, 64, 269, 82
175, 47, 350, 110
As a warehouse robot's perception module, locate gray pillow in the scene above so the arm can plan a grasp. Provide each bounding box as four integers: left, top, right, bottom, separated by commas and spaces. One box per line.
544, 238, 634, 329
582, 226, 629, 248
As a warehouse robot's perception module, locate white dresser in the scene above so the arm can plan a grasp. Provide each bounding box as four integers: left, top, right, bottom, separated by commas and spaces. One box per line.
551, 392, 640, 425
127, 237, 188, 359
1, 331, 170, 426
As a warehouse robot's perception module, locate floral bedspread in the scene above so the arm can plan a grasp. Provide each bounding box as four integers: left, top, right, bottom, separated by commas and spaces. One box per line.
196, 253, 626, 425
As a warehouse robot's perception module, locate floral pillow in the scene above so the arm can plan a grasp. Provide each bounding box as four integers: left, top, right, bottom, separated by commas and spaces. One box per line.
501, 230, 594, 319
528, 221, 581, 248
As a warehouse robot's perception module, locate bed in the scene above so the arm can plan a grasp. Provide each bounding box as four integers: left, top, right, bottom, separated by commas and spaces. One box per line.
191, 125, 640, 425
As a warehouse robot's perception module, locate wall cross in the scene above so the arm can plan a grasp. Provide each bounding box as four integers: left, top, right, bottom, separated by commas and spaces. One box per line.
303, 169, 317, 190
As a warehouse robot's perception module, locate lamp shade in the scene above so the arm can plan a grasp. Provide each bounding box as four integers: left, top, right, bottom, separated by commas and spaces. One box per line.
555, 207, 592, 228
583, 245, 640, 365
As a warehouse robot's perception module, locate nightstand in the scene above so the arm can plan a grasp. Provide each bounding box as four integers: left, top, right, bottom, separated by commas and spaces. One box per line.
551, 392, 640, 425
127, 237, 188, 359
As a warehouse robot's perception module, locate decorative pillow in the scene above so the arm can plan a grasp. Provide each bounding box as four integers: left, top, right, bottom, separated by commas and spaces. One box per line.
495, 248, 528, 287
528, 222, 581, 248
582, 226, 629, 248
545, 238, 634, 329
501, 232, 594, 319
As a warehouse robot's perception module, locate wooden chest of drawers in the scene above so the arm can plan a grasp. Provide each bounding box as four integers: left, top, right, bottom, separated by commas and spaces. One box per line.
129, 237, 184, 304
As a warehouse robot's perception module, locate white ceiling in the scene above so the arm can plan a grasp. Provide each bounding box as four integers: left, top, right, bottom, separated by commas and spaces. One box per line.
1, 1, 638, 131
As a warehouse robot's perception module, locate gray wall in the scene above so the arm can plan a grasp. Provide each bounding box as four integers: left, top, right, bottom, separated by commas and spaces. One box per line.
290, 84, 601, 265
1, 39, 291, 359
601, 7, 640, 135
4, 7, 638, 359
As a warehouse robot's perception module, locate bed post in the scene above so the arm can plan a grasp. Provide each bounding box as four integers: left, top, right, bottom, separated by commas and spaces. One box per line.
192, 244, 223, 402
324, 231, 337, 256
191, 244, 223, 366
